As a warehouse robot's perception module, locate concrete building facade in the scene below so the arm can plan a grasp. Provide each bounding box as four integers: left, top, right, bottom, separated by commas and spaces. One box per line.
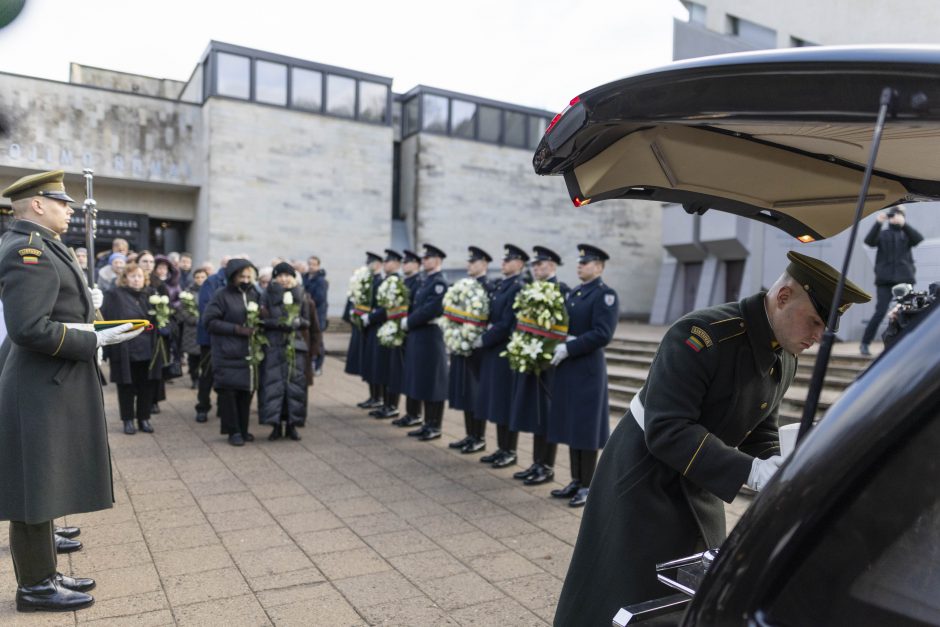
652, 1, 940, 341
0, 41, 662, 318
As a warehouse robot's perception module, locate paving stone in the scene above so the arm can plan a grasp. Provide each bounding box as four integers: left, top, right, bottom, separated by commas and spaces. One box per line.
197, 491, 261, 514
278, 509, 344, 535
186, 479, 247, 498
173, 593, 271, 626
82, 563, 163, 601
326, 496, 390, 519
468, 551, 545, 582
434, 530, 507, 560
385, 498, 452, 521
124, 479, 189, 496
75, 590, 168, 623
231, 545, 315, 577
312, 547, 391, 579
246, 566, 325, 592
256, 581, 336, 608
219, 525, 295, 554
137, 506, 208, 534
363, 483, 425, 504
407, 512, 477, 537
495, 572, 562, 611
388, 550, 469, 583
446, 499, 511, 520
450, 597, 548, 627
343, 512, 413, 538
130, 489, 198, 513
295, 527, 367, 556
249, 480, 309, 499
418, 571, 505, 611
358, 595, 459, 626
531, 514, 583, 544
81, 608, 176, 626
260, 493, 325, 516
470, 513, 541, 539
162, 566, 252, 606
265, 595, 364, 627
364, 529, 437, 559
206, 506, 276, 533
152, 544, 236, 577
420, 483, 479, 505
69, 540, 152, 573
332, 569, 425, 609
144, 523, 220, 553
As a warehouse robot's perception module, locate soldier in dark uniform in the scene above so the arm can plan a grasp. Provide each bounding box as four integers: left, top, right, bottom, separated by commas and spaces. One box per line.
392, 249, 425, 428
547, 244, 618, 507
368, 250, 405, 419
0, 171, 144, 612
401, 244, 449, 440
477, 244, 528, 468
511, 246, 570, 485
553, 251, 871, 627
347, 251, 382, 408
448, 246, 493, 454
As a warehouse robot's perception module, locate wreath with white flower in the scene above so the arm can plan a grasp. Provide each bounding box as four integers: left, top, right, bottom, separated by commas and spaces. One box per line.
501, 281, 568, 374
376, 275, 410, 347
441, 278, 489, 356
346, 266, 373, 329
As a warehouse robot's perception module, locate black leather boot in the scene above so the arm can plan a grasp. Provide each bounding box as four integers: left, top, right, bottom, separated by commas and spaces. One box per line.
551, 481, 582, 499
286, 424, 301, 441
122, 420, 136, 435
54, 526, 80, 539
55, 572, 95, 592
137, 419, 154, 433
524, 464, 556, 486
16, 576, 94, 612
268, 424, 282, 441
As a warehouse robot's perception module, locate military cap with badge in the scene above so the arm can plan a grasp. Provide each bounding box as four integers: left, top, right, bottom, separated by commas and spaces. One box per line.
503, 243, 529, 262
365, 251, 383, 265
1, 169, 75, 203
533, 246, 563, 265
786, 251, 871, 331
421, 243, 447, 259
468, 246, 493, 263
402, 249, 421, 264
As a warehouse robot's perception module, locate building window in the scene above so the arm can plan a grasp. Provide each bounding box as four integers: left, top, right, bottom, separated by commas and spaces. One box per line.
255, 60, 287, 106
422, 94, 449, 133
358, 81, 388, 123
403, 97, 419, 136
216, 52, 250, 99
451, 99, 477, 139
291, 67, 322, 111
685, 1, 706, 24
326, 74, 356, 118
527, 116, 547, 149
478, 106, 502, 143
727, 15, 777, 48
504, 111, 527, 148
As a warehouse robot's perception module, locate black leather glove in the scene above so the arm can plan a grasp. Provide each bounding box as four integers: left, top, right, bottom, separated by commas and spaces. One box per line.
234, 325, 254, 337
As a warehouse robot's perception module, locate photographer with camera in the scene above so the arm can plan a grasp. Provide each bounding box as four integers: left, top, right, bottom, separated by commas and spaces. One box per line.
859, 206, 923, 356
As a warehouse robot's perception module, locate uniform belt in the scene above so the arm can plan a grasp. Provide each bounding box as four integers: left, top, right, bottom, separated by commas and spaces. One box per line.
630, 394, 645, 432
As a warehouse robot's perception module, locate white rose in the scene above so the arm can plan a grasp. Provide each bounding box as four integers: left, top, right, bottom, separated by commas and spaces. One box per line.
148, 295, 161, 304
283, 291, 294, 306
246, 301, 259, 313
160, 295, 170, 304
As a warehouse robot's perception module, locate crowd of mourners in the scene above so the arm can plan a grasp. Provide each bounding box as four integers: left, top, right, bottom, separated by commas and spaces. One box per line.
88, 238, 330, 445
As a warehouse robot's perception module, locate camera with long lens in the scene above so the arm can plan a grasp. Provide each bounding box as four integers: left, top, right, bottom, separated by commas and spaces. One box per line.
882, 282, 940, 351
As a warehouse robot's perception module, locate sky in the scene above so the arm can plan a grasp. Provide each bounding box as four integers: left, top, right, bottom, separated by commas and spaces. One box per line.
0, 0, 688, 112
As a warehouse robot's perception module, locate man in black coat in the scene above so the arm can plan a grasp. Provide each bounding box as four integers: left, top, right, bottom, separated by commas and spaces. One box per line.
511, 246, 570, 485
195, 255, 229, 423
546, 244, 618, 507
392, 250, 425, 428
859, 206, 924, 356
552, 251, 871, 627
367, 250, 405, 419
0, 170, 144, 612
476, 244, 528, 468
448, 246, 493, 454
401, 244, 449, 440
350, 252, 383, 408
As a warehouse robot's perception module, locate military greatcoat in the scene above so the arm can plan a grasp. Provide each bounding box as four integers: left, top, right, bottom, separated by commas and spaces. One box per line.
401, 270, 448, 401
369, 273, 405, 394
546, 276, 618, 450
475, 274, 524, 425
448, 275, 491, 411
509, 277, 570, 435
553, 292, 795, 627
361, 272, 383, 384
0, 220, 112, 524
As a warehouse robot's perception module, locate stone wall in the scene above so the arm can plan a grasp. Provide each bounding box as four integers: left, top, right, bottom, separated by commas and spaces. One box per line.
410, 133, 663, 317
198, 98, 393, 316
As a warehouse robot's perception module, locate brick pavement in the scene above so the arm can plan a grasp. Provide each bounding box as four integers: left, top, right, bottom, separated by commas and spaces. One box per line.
0, 351, 752, 626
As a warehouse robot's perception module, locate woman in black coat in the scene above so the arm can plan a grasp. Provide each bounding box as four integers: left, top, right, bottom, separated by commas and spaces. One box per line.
259, 263, 312, 441
101, 262, 166, 435
203, 258, 260, 446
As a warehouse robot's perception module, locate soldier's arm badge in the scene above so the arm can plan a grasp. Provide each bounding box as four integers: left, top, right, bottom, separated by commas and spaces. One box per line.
604, 293, 616, 307
435, 284, 444, 294
18, 247, 42, 265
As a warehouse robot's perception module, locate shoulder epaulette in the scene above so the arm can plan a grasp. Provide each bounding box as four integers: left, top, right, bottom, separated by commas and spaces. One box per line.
710, 316, 746, 343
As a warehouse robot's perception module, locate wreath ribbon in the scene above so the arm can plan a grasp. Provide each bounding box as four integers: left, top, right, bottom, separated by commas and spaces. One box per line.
515, 316, 569, 341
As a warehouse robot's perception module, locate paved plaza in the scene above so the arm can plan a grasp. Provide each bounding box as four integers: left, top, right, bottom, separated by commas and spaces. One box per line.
0, 340, 752, 626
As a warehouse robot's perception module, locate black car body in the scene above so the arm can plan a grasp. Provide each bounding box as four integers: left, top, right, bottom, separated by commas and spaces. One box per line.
534, 46, 940, 626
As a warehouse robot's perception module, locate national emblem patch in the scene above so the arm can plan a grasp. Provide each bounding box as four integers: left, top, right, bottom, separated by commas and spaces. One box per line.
684, 335, 705, 352
21, 255, 38, 265
604, 294, 615, 307
435, 284, 444, 294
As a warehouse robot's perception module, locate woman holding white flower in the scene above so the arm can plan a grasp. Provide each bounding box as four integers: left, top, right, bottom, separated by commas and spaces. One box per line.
204, 259, 262, 446
101, 262, 167, 435
258, 262, 314, 441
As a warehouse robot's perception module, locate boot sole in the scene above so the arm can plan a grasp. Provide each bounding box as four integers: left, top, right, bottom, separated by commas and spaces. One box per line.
17, 598, 95, 612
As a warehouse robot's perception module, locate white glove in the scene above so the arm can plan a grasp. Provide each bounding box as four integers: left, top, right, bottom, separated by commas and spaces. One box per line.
746, 455, 783, 492
361, 314, 370, 327
400, 317, 408, 331
471, 336, 483, 349
89, 287, 104, 309
95, 322, 145, 347
550, 342, 569, 366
